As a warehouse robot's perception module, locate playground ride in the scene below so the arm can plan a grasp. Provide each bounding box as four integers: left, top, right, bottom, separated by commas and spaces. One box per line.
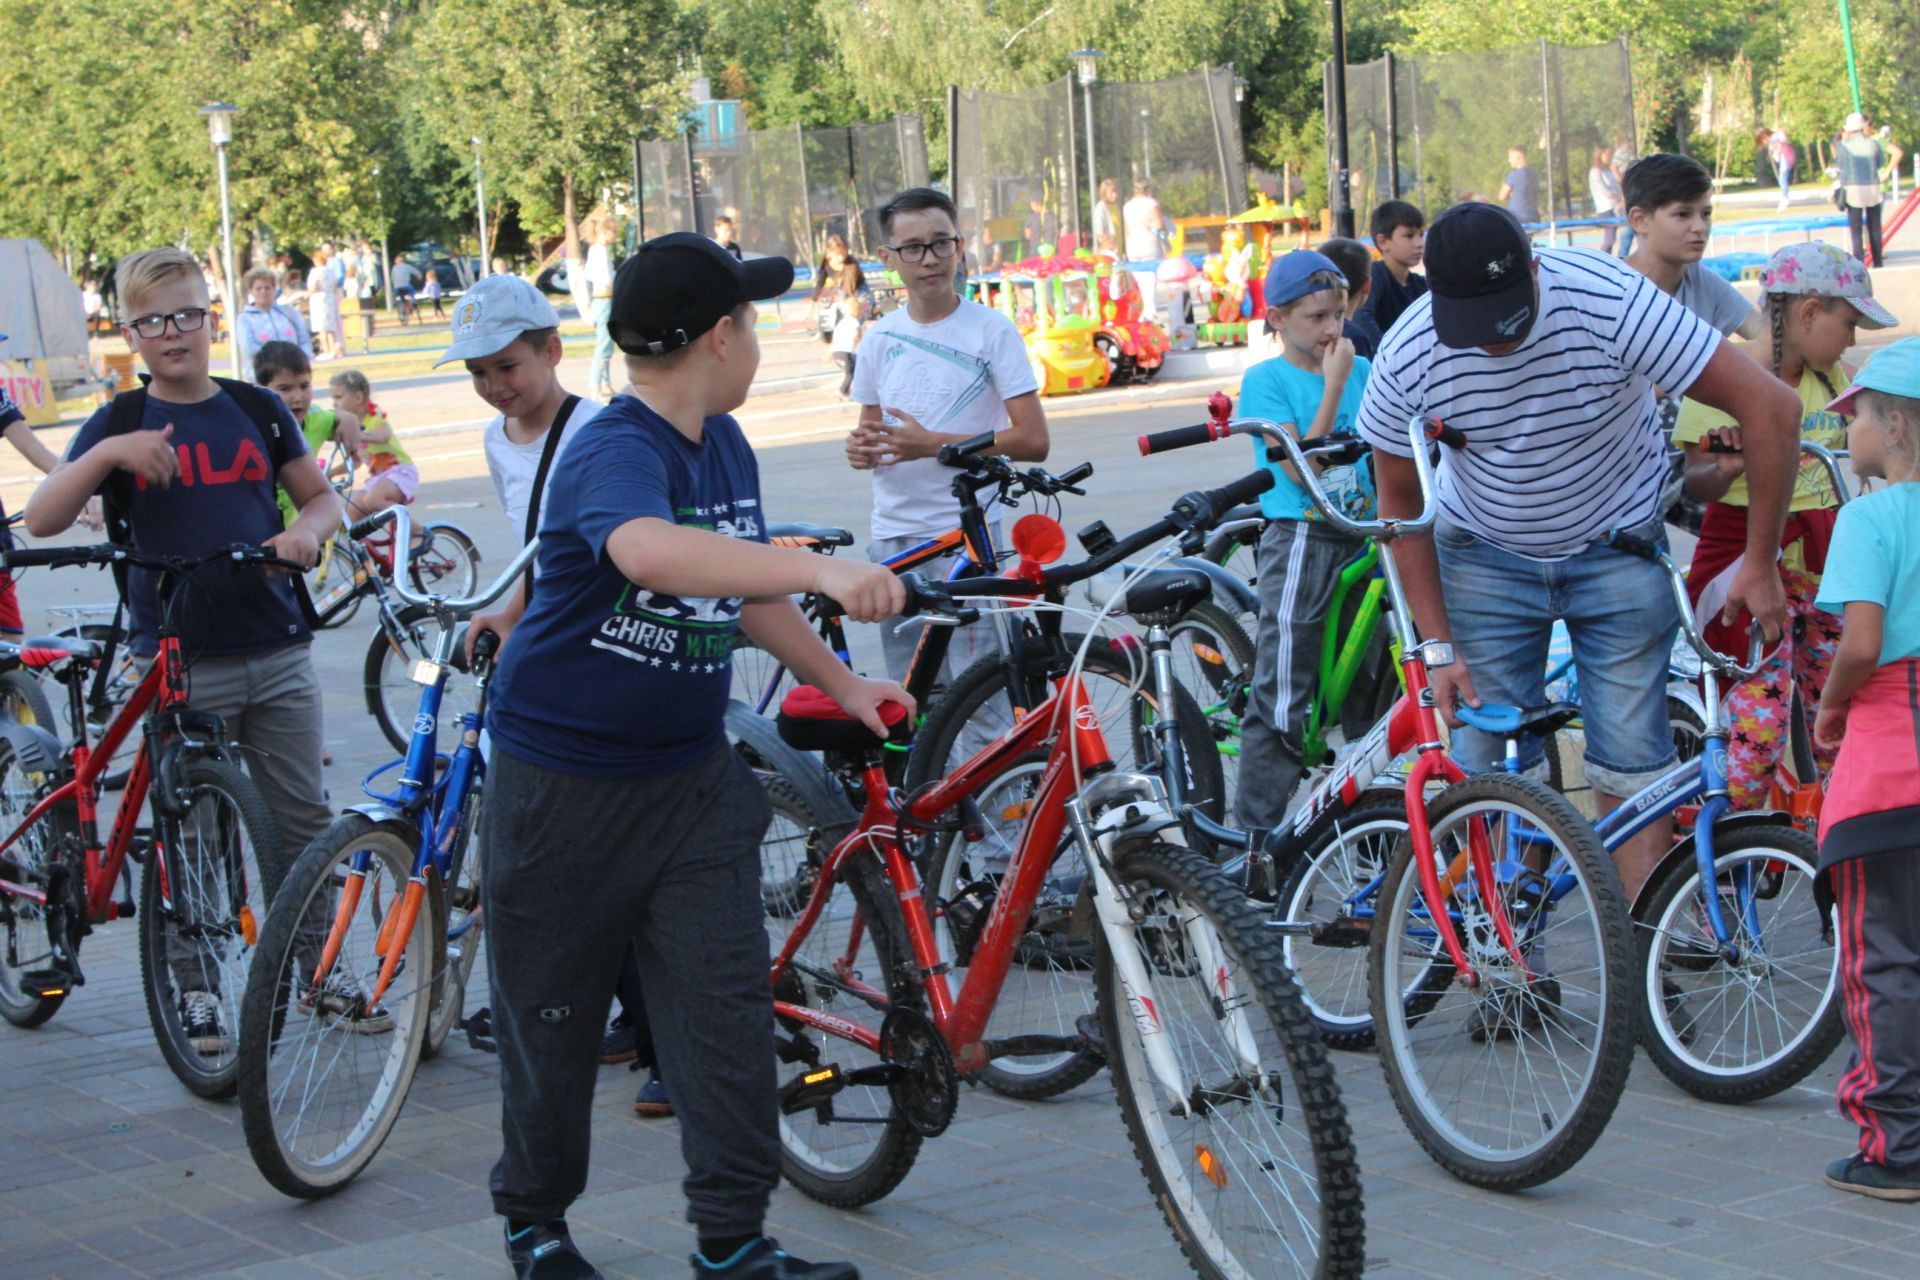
986, 254, 1112, 396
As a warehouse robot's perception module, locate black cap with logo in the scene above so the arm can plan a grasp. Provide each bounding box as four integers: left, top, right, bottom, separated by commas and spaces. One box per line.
608, 232, 795, 355
1423, 204, 1537, 350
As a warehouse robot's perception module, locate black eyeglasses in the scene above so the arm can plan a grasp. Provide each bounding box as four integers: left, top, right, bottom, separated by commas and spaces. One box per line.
124, 308, 209, 339
885, 237, 961, 264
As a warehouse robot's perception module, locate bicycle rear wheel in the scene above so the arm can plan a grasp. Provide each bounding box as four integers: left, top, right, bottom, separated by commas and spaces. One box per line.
306, 541, 365, 629
1166, 602, 1254, 820
365, 605, 476, 754
1638, 825, 1841, 1103
0, 669, 55, 733
138, 757, 282, 1099
1370, 774, 1634, 1189
1099, 840, 1365, 1279
238, 816, 437, 1198
409, 524, 481, 598
423, 787, 484, 1060
0, 740, 75, 1028
52, 623, 141, 791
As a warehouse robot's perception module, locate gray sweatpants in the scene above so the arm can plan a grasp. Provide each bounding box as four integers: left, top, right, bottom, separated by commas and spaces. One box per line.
1832, 852, 1920, 1167
1236, 520, 1367, 833
482, 742, 778, 1230
868, 527, 1007, 691
166, 644, 332, 986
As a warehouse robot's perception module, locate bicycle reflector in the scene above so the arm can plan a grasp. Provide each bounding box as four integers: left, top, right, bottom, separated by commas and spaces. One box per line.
1011, 513, 1066, 565
1195, 1144, 1229, 1189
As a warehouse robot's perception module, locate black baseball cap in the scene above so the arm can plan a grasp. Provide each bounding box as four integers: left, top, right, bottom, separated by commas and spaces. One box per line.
608, 232, 794, 355
1424, 203, 1537, 349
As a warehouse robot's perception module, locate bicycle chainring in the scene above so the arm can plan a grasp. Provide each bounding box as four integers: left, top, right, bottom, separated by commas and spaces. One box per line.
879, 1005, 957, 1137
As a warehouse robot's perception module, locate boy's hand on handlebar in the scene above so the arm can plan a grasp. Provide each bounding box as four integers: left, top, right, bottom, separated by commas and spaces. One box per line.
465, 608, 515, 665
1723, 558, 1788, 642
262, 527, 319, 572
1704, 426, 1747, 477
827, 672, 916, 740
115, 425, 179, 488
1430, 661, 1482, 729
814, 558, 906, 624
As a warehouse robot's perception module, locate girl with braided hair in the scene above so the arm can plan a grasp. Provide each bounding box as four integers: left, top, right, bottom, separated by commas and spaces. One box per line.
1672, 242, 1896, 808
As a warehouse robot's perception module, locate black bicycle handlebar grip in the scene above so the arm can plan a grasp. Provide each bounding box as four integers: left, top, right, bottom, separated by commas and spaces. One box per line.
1605, 530, 1662, 562
1137, 421, 1227, 456
348, 515, 385, 540
1057, 461, 1094, 488
1704, 438, 1741, 455
0, 546, 107, 570
1206, 470, 1277, 518
1423, 417, 1468, 450
936, 431, 998, 467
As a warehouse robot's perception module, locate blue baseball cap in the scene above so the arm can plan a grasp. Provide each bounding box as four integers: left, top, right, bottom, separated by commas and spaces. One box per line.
1263, 250, 1343, 308
1826, 336, 1920, 415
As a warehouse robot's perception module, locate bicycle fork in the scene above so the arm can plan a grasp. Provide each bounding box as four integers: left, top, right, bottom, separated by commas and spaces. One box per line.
1065, 772, 1266, 1117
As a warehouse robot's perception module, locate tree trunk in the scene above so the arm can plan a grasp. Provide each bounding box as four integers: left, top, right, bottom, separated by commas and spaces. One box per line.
562, 171, 581, 263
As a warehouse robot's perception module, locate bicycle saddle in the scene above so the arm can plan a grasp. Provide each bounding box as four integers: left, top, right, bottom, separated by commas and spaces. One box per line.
1454, 702, 1580, 740
7, 634, 104, 669
769, 522, 855, 549
1123, 567, 1212, 618
776, 684, 912, 754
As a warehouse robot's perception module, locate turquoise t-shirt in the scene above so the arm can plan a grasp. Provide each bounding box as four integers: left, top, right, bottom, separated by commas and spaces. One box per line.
1239, 353, 1375, 522
1814, 483, 1920, 665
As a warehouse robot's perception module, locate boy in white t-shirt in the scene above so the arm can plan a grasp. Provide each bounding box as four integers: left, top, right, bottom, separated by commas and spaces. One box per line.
847, 186, 1049, 683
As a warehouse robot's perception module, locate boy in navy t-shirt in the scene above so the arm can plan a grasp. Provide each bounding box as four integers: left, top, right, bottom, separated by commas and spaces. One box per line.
26, 247, 339, 1054
480, 234, 908, 1280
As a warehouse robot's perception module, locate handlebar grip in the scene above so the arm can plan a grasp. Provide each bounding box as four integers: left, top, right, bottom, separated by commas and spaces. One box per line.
1057, 461, 1094, 488
0, 546, 114, 570
1137, 420, 1230, 456
1704, 439, 1741, 455
1423, 417, 1468, 450
348, 515, 385, 540
1604, 530, 1662, 562
1206, 470, 1277, 517
473, 628, 501, 664
936, 431, 997, 467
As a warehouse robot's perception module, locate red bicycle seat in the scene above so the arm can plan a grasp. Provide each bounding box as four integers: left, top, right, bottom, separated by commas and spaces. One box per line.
10, 634, 102, 670
776, 685, 911, 754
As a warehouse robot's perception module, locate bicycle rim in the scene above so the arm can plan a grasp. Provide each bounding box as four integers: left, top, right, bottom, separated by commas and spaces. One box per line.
1372, 777, 1633, 1186
367, 605, 475, 754
412, 526, 480, 597
1101, 841, 1363, 1279
1167, 604, 1253, 817
729, 637, 787, 718
1277, 804, 1409, 1048
424, 789, 484, 1060
307, 543, 363, 628
0, 741, 67, 1026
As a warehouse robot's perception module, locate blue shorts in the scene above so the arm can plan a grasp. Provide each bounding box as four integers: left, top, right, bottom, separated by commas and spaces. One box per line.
1436, 515, 1680, 796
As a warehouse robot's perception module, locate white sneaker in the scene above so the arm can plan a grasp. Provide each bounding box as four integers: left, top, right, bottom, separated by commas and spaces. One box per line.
180, 989, 233, 1055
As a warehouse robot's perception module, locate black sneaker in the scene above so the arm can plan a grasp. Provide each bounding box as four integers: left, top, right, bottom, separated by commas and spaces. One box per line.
600, 1019, 638, 1064
1469, 976, 1561, 1044
180, 990, 232, 1055
693, 1238, 857, 1279
1825, 1154, 1920, 1202
506, 1219, 602, 1279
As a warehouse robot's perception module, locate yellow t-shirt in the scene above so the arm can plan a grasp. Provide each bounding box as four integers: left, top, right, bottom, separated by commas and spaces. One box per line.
1672, 362, 1849, 510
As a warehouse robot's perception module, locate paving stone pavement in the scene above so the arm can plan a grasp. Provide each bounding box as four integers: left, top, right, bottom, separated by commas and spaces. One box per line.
2, 399, 1914, 1280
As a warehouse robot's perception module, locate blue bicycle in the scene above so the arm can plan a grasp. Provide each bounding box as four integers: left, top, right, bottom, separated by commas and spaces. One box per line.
236, 507, 537, 1199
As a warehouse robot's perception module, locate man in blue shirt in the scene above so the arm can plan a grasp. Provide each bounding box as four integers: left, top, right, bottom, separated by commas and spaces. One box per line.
1500, 145, 1542, 225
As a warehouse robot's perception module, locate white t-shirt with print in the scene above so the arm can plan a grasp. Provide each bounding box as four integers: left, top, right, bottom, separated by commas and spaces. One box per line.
849, 298, 1038, 540
484, 396, 604, 541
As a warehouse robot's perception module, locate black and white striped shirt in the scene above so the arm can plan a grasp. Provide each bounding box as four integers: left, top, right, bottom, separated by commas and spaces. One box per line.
1357, 248, 1721, 560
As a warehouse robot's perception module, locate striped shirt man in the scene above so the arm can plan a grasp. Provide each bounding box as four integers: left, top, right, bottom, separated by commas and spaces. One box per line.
1356, 247, 1721, 560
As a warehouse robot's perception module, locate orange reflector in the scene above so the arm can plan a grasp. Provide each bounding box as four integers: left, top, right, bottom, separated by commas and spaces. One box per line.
803, 1068, 837, 1086
999, 800, 1033, 822
1196, 1144, 1228, 1188
240, 905, 258, 947
1193, 643, 1225, 667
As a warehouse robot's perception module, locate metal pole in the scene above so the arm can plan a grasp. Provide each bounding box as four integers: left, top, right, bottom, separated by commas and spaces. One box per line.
1838, 0, 1863, 115
1204, 66, 1233, 217
681, 132, 698, 233
631, 136, 645, 242
1328, 0, 1355, 237
214, 143, 241, 380
1411, 57, 1425, 205
473, 141, 490, 276
1386, 51, 1401, 198
1142, 111, 1152, 182
1539, 38, 1556, 235
1065, 81, 1082, 242
794, 122, 814, 264
1082, 80, 1099, 244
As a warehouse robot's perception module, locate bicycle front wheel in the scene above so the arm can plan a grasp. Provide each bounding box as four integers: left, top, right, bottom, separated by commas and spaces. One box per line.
422, 786, 485, 1060
1638, 825, 1841, 1103
1370, 774, 1635, 1189
138, 757, 282, 1099
1166, 602, 1254, 820
306, 541, 365, 629
1099, 840, 1365, 1279
238, 815, 437, 1198
0, 738, 75, 1028
365, 604, 476, 754
409, 524, 481, 598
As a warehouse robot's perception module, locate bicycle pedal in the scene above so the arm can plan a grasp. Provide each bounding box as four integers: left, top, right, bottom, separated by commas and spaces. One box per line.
114, 899, 135, 920
450, 885, 479, 911
20, 968, 76, 999
1307, 918, 1372, 949
780, 1063, 848, 1115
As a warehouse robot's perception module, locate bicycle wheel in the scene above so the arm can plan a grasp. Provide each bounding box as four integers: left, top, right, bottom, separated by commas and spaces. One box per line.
759, 772, 828, 920
238, 815, 437, 1198
1166, 602, 1254, 819
423, 786, 484, 1060
770, 841, 924, 1206
0, 739, 76, 1028
138, 757, 282, 1099
1638, 825, 1841, 1103
0, 668, 55, 733
1098, 840, 1365, 1279
52, 623, 142, 792
364, 605, 475, 754
409, 524, 481, 598
1370, 774, 1635, 1188
306, 541, 364, 629
922, 757, 1105, 1099
1207, 527, 1261, 616
729, 635, 788, 717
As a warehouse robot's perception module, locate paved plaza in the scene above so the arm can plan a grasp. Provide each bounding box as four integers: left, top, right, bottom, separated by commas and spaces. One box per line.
1, 376, 1915, 1279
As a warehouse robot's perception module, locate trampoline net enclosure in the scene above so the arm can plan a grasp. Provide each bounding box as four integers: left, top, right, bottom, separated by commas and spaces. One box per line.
1336, 38, 1636, 225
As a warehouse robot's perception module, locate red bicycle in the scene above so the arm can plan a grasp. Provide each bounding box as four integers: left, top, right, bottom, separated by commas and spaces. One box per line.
764, 470, 1365, 1279
0, 543, 287, 1098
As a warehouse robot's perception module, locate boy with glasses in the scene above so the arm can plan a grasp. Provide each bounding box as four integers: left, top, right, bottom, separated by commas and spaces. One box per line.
845, 187, 1048, 687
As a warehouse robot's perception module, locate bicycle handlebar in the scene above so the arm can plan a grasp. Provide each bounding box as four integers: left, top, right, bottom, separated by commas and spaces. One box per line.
1602, 530, 1772, 679
0, 542, 306, 576
1675, 439, 1852, 505
357, 507, 538, 614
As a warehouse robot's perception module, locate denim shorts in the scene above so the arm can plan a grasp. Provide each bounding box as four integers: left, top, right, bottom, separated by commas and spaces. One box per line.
1435, 515, 1681, 796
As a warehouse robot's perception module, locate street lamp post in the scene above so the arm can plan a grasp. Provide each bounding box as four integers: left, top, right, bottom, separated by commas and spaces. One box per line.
1071, 49, 1102, 243
1328, 0, 1355, 236
472, 136, 489, 281
372, 165, 392, 316
199, 102, 242, 380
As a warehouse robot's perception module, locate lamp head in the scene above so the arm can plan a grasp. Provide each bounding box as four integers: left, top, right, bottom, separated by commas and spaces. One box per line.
1070, 48, 1103, 87
199, 102, 239, 146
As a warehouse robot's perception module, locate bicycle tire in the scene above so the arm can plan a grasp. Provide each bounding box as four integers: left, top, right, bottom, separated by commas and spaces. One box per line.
0, 668, 56, 734
1369, 773, 1635, 1189
138, 756, 282, 1099
729, 635, 788, 718
364, 604, 475, 755
423, 786, 484, 1060
307, 542, 365, 630
1543, 693, 1704, 818
52, 623, 141, 792
759, 771, 827, 920
238, 815, 437, 1199
1166, 601, 1254, 819
1637, 825, 1842, 1104
410, 524, 481, 599
771, 837, 924, 1207
0, 738, 76, 1028
1098, 839, 1365, 1279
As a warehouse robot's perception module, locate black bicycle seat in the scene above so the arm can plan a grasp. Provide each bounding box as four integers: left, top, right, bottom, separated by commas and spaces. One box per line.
1124, 568, 1212, 617
1454, 702, 1580, 740
769, 522, 855, 549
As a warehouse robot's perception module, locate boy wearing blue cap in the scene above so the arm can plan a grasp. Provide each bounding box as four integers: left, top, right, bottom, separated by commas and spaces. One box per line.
1234, 250, 1376, 830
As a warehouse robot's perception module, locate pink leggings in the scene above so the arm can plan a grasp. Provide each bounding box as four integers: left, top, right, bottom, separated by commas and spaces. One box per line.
1723, 566, 1840, 809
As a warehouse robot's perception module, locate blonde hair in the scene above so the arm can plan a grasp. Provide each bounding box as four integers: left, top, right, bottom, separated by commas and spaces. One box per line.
242, 266, 280, 294
1854, 388, 1920, 470
329, 368, 371, 398
115, 247, 204, 317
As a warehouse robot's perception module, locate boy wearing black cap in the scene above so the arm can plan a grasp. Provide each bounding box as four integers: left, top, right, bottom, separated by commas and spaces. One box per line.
478, 233, 909, 1280
1354, 203, 1803, 895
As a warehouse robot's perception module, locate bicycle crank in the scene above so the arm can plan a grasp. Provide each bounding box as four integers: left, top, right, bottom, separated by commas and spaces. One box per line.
880, 1005, 958, 1137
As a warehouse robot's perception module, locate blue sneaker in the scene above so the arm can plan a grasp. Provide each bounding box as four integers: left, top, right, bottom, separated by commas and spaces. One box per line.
505, 1219, 602, 1279
599, 1019, 637, 1065
633, 1069, 672, 1117
691, 1237, 857, 1279
1826, 1154, 1920, 1201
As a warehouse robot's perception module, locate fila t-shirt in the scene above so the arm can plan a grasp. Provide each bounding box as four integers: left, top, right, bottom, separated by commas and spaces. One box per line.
1356, 248, 1721, 560
68, 389, 312, 656
487, 396, 767, 777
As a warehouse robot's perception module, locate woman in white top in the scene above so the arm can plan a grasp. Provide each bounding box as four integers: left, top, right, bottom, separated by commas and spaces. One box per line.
306, 246, 339, 359
584, 217, 618, 400
1589, 145, 1624, 255
235, 267, 313, 368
